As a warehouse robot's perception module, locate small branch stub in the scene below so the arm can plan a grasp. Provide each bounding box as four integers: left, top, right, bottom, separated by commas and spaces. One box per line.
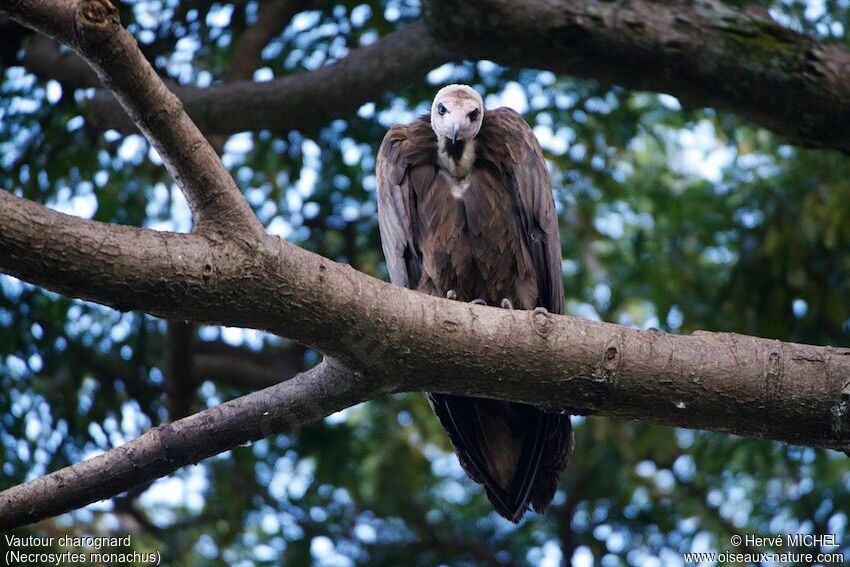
75, 0, 119, 45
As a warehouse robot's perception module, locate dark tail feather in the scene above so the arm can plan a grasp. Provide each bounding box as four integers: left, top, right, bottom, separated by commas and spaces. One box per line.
427, 393, 573, 522
503, 409, 549, 521
530, 413, 573, 514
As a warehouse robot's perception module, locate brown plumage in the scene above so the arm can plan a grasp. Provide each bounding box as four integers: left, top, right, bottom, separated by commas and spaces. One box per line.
376, 85, 573, 522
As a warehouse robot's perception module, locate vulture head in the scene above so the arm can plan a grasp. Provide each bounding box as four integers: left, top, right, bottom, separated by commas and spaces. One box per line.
430, 84, 484, 145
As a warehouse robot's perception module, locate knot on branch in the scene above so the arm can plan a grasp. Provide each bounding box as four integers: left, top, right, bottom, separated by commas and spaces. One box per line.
75, 0, 119, 46
603, 346, 619, 371
763, 350, 783, 381
593, 335, 624, 383
202, 254, 214, 283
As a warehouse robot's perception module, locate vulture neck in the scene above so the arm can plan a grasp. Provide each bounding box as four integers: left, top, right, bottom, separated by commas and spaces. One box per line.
437, 137, 477, 179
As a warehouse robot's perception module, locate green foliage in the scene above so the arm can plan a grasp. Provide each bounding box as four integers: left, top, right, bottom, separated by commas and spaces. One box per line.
2, 0, 850, 565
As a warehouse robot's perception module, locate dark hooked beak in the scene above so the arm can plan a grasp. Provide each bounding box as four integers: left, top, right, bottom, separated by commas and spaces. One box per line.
451, 122, 459, 145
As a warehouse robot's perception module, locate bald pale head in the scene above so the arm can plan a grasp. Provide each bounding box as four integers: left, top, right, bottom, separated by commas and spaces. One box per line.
431, 84, 484, 144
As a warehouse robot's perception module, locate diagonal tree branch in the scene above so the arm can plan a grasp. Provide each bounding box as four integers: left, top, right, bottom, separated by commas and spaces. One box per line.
152, 1, 315, 408
2, 0, 263, 237
85, 20, 454, 134
12, 7, 441, 141
0, 357, 366, 531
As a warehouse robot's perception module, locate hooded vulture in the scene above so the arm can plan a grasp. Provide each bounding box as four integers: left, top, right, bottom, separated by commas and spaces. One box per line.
376, 84, 573, 522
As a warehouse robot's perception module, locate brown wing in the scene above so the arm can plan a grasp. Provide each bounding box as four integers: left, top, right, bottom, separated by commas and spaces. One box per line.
376, 116, 435, 289
477, 107, 565, 315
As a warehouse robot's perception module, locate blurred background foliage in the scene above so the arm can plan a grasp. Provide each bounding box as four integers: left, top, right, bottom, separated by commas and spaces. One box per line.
2, 0, 850, 565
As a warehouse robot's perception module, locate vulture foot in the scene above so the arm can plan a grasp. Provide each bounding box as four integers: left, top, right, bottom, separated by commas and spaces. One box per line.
533, 306, 549, 315
446, 290, 487, 306
500, 298, 514, 309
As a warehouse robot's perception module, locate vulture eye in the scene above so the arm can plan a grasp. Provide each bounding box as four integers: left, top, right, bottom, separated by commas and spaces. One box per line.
468, 109, 480, 121
437, 103, 447, 116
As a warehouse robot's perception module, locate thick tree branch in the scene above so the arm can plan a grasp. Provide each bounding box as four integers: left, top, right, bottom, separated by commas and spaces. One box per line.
2, 188, 850, 454
424, 0, 850, 153
87, 0, 850, 153
2, 0, 263, 236
86, 20, 453, 134
2, 181, 850, 528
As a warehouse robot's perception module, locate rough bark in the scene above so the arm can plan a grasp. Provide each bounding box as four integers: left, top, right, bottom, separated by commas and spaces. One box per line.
423, 0, 850, 153
2, 187, 849, 455
4, 0, 263, 236
2, 0, 850, 532
54, 0, 850, 153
